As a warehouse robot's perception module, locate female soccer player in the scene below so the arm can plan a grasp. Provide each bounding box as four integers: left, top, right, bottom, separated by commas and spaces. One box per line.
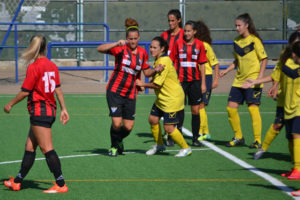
97, 18, 163, 156
160, 9, 184, 146
3, 35, 69, 193
161, 9, 184, 56
136, 36, 191, 157
169, 20, 207, 147
219, 13, 268, 148
243, 31, 300, 160
195, 20, 220, 141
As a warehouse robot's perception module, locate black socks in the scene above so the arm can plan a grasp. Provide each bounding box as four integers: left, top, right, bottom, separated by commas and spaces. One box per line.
14, 151, 36, 183
45, 150, 65, 187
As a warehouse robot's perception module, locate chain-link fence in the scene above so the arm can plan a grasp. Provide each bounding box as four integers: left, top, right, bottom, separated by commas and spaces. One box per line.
0, 0, 299, 61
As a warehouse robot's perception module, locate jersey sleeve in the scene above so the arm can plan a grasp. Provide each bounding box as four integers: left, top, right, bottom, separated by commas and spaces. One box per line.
198, 42, 207, 64
169, 41, 178, 62
21, 64, 38, 92
55, 65, 61, 88
108, 46, 123, 56
254, 37, 268, 60
271, 61, 282, 82
205, 44, 219, 67
142, 50, 150, 70
153, 58, 169, 86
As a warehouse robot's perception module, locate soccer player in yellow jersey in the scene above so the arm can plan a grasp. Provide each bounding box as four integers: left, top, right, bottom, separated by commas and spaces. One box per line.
243, 41, 300, 186
195, 20, 220, 141
220, 13, 268, 148
136, 36, 191, 157
243, 32, 300, 159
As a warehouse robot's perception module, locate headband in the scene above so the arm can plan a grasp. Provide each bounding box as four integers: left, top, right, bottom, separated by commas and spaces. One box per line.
126, 26, 139, 31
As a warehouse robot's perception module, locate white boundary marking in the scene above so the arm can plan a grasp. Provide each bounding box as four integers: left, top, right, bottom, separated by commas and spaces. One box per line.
0, 148, 210, 165
182, 127, 299, 199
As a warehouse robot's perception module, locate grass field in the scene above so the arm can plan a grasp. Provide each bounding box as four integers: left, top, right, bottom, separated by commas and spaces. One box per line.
0, 93, 299, 200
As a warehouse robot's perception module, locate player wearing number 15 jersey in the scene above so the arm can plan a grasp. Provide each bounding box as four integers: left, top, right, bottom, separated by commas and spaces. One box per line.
3, 35, 69, 193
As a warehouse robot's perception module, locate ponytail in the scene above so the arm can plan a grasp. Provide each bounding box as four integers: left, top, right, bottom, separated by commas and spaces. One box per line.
21, 35, 46, 62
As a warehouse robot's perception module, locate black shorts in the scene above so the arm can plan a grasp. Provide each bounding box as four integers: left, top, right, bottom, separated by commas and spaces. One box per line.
201, 75, 212, 105
181, 80, 202, 106
150, 104, 179, 125
285, 117, 300, 139
228, 86, 262, 105
30, 116, 56, 128
106, 90, 136, 120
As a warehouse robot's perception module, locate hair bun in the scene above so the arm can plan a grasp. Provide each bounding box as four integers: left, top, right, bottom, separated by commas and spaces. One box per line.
125, 18, 139, 28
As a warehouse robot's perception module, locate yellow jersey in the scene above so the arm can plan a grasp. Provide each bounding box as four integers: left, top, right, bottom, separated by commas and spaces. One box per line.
278, 58, 300, 119
153, 55, 185, 113
203, 42, 219, 75
233, 34, 268, 88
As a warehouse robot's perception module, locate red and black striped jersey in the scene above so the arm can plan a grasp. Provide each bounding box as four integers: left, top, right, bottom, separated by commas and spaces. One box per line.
107, 45, 150, 99
170, 38, 207, 82
161, 28, 184, 55
21, 57, 60, 117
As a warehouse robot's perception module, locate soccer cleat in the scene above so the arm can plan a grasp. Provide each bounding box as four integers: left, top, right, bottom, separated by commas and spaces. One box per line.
198, 134, 211, 141
43, 183, 68, 193
192, 139, 203, 147
146, 144, 166, 155
253, 148, 265, 160
4, 176, 21, 191
108, 147, 118, 157
175, 147, 192, 157
281, 168, 294, 177
225, 137, 245, 147
291, 190, 300, 197
287, 169, 300, 180
249, 141, 262, 149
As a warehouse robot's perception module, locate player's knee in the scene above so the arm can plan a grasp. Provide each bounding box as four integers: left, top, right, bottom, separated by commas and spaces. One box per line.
273, 123, 283, 132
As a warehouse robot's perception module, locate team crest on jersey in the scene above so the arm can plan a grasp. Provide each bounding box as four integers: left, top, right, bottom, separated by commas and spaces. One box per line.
194, 49, 199, 54
111, 107, 117, 113
169, 112, 176, 119
179, 49, 184, 52
244, 47, 251, 54
253, 91, 261, 99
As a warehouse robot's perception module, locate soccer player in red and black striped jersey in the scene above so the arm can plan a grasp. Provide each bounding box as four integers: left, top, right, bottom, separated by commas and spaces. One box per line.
3, 35, 69, 193
97, 18, 164, 156
161, 9, 184, 56
170, 20, 207, 146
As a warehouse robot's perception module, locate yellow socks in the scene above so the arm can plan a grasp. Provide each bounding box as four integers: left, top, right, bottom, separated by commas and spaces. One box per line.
261, 124, 280, 151
294, 138, 300, 171
227, 107, 243, 139
169, 128, 189, 149
150, 123, 163, 145
199, 108, 209, 134
248, 106, 262, 144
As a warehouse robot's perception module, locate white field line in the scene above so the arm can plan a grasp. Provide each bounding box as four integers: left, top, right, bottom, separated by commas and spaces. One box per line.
182, 127, 299, 200
0, 148, 210, 165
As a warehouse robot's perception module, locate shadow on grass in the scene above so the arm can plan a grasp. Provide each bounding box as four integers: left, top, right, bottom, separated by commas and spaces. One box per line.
247, 152, 291, 162
247, 183, 298, 192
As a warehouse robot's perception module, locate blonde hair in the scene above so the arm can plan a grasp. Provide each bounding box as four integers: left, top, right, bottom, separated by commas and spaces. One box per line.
21, 35, 46, 62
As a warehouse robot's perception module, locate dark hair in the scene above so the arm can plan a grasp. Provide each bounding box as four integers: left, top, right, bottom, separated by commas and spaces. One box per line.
280, 31, 300, 64
195, 20, 212, 44
152, 36, 169, 55
125, 18, 139, 37
236, 13, 262, 41
185, 20, 197, 30
168, 9, 182, 28
292, 41, 300, 58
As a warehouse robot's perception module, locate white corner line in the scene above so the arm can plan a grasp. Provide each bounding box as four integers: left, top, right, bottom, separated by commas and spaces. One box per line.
182, 127, 299, 199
